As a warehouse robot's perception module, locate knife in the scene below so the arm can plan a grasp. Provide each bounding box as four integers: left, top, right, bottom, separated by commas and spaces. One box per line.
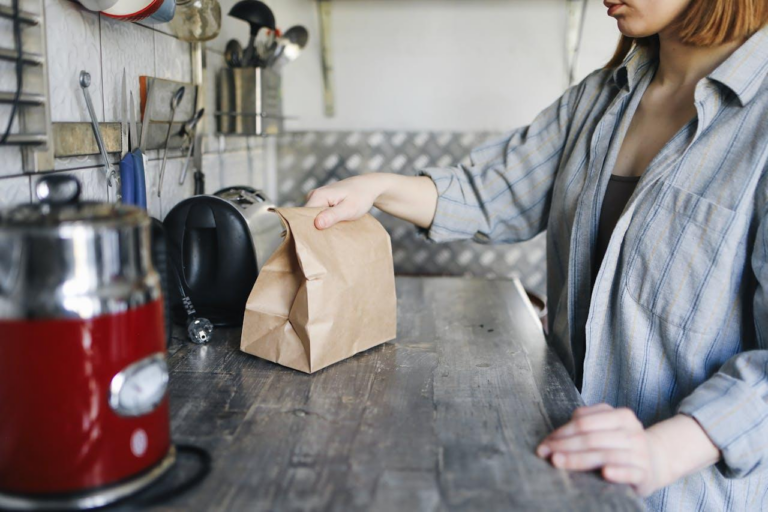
119, 69, 135, 204
131, 91, 147, 209
140, 78, 154, 152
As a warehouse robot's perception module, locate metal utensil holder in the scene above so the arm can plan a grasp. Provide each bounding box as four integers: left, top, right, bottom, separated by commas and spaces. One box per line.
216, 67, 283, 136
0, 0, 52, 171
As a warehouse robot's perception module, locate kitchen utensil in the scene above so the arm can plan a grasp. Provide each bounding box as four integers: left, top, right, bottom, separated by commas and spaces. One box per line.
168, 0, 221, 42
157, 86, 185, 198
79, 70, 118, 195
163, 187, 283, 326
119, 69, 136, 205
130, 91, 148, 209
0, 175, 174, 509
254, 26, 276, 66
147, 0, 176, 23
101, 0, 164, 22
120, 70, 129, 159
178, 108, 204, 185
194, 168, 205, 195
225, 39, 243, 68
268, 25, 309, 70
76, 0, 120, 12
140, 79, 154, 152
228, 0, 275, 68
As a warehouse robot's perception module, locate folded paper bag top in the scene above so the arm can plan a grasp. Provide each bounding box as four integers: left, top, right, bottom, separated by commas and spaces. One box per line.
240, 207, 398, 373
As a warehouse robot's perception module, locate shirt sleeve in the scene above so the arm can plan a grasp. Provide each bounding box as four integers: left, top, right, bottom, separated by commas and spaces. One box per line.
677, 206, 768, 479
417, 81, 581, 245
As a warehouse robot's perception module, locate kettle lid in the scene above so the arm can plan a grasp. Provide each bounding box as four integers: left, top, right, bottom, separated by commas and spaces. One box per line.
0, 175, 145, 229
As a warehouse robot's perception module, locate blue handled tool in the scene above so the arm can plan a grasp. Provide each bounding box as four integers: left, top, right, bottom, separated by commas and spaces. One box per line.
118, 69, 137, 205
129, 90, 147, 209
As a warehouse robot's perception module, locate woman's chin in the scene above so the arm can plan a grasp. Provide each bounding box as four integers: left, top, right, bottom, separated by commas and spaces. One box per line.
617, 20, 657, 39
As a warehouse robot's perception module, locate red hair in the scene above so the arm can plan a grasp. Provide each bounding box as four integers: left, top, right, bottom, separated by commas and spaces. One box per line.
606, 0, 768, 68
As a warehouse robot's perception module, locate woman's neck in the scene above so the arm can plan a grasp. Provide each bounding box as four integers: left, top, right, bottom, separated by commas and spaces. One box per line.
655, 31, 746, 89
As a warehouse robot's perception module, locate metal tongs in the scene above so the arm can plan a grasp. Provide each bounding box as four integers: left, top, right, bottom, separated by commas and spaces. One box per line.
79, 70, 118, 199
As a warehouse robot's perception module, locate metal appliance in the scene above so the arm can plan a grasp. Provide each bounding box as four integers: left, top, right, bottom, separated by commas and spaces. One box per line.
0, 175, 174, 510
163, 186, 283, 328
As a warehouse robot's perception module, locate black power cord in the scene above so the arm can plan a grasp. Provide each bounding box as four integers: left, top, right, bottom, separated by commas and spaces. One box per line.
1, 0, 23, 144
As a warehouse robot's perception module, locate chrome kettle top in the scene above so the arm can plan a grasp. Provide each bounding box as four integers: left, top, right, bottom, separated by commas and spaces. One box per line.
0, 175, 145, 230
0, 176, 161, 321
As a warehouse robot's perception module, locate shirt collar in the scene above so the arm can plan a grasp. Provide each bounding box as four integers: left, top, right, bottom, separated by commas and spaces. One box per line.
611, 25, 768, 106
611, 42, 657, 92
708, 24, 768, 107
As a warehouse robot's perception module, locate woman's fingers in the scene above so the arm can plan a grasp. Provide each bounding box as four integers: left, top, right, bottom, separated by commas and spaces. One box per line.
315, 201, 357, 229
572, 403, 614, 417
305, 189, 335, 208
602, 465, 647, 486
546, 408, 641, 441
550, 449, 638, 472
539, 429, 634, 455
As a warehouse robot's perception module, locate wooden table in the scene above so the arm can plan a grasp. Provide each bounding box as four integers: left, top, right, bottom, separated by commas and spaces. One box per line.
147, 277, 642, 511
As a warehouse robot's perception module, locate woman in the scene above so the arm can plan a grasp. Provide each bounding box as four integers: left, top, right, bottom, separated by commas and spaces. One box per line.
306, 0, 768, 509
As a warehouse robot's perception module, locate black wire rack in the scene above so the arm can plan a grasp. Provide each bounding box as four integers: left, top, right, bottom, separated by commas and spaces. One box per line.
0, 0, 52, 171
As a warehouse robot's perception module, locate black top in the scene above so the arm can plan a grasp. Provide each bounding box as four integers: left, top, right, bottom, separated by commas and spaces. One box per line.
577, 173, 641, 391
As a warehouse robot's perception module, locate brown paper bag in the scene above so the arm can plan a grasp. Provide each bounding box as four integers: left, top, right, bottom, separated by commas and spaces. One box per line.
240, 207, 397, 373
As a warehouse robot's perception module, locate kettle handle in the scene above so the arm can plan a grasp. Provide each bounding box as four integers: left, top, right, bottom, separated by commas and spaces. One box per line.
35, 175, 82, 205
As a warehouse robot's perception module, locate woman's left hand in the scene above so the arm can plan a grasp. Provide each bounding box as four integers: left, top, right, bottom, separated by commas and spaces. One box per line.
536, 403, 669, 497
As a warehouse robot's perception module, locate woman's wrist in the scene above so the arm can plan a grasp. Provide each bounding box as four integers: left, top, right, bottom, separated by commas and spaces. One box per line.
646, 414, 721, 487
370, 173, 399, 210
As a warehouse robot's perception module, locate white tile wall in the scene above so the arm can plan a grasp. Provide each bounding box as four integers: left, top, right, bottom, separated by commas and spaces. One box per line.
0, 175, 30, 206
0, 0, 269, 221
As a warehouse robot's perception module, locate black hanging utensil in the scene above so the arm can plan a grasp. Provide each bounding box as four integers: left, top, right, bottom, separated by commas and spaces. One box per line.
228, 0, 275, 67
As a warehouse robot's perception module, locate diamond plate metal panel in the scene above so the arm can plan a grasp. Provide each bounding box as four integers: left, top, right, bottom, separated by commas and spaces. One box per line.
276, 131, 548, 299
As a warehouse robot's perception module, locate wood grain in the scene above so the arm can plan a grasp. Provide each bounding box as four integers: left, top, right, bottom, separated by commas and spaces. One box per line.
141, 277, 642, 511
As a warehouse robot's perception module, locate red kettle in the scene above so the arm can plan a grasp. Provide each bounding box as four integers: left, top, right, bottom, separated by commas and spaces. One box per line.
0, 176, 174, 509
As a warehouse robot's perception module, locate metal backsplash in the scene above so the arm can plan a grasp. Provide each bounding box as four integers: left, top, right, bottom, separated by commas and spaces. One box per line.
275, 131, 548, 299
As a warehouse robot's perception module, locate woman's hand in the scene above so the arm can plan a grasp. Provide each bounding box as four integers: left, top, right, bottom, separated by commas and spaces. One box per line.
305, 175, 384, 230
536, 404, 720, 497
536, 404, 669, 496
305, 173, 439, 231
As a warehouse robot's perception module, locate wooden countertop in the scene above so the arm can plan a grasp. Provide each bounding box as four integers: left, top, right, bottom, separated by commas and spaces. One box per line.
146, 277, 642, 511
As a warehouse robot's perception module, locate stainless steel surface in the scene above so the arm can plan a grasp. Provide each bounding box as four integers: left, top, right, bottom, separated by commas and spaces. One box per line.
129, 92, 138, 149
267, 25, 308, 70
157, 86, 185, 197
179, 136, 195, 185
108, 353, 169, 417
178, 108, 203, 185
79, 71, 117, 189
140, 79, 154, 151
0, 176, 161, 320
121, 69, 128, 158
139, 277, 641, 511
140, 77, 198, 151
216, 67, 281, 135
0, 447, 176, 510
275, 131, 549, 298
52, 122, 122, 157
213, 187, 283, 272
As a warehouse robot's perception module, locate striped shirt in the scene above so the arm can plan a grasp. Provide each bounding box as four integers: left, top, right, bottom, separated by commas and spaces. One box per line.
419, 25, 768, 511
